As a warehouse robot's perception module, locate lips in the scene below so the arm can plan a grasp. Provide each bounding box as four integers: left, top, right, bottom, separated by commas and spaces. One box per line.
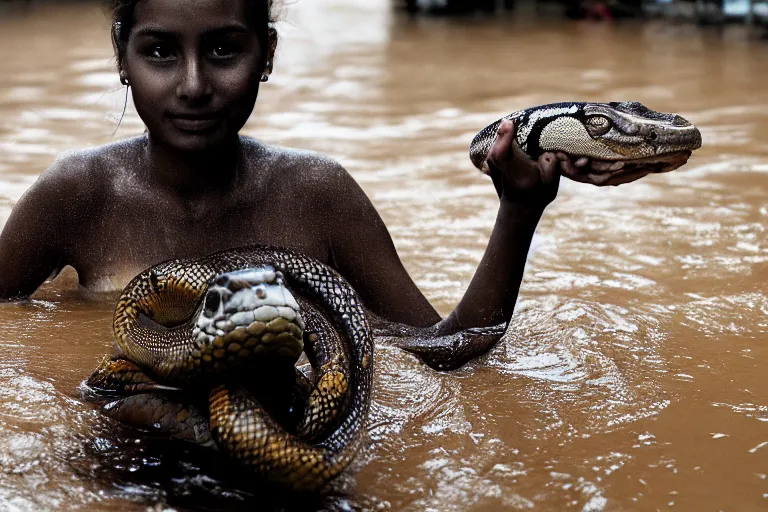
167, 112, 222, 132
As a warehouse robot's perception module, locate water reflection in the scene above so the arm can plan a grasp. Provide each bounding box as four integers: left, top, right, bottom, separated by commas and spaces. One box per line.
0, 0, 767, 510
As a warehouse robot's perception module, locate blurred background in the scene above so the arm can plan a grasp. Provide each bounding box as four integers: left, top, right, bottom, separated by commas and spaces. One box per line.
403, 0, 768, 28
0, 0, 766, 510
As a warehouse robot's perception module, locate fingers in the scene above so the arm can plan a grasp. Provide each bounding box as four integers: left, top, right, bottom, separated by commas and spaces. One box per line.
578, 172, 614, 186
558, 155, 614, 185
487, 119, 538, 175
561, 167, 651, 187
485, 120, 562, 202
538, 152, 559, 185
600, 169, 651, 186
555, 154, 651, 186
556, 153, 627, 175
558, 156, 581, 180
487, 120, 515, 165
557, 152, 597, 178
590, 160, 625, 173
497, 119, 515, 137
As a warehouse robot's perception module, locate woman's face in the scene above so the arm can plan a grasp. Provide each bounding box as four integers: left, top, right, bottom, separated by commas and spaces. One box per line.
123, 0, 265, 152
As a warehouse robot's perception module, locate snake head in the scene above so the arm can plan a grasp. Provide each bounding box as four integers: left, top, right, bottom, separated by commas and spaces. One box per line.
116, 264, 306, 383
190, 267, 306, 375
536, 102, 701, 172
470, 101, 702, 178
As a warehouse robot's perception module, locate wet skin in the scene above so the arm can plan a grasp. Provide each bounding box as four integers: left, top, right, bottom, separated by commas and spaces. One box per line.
0, 0, 617, 334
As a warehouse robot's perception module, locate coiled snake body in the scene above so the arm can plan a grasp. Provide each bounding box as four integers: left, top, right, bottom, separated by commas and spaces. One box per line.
86, 246, 372, 492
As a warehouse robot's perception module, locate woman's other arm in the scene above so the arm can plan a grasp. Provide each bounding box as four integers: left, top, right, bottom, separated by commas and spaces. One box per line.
0, 156, 88, 299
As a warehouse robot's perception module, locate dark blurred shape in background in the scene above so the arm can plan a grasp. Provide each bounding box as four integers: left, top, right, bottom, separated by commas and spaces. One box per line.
403, 0, 516, 14
397, 0, 767, 33
1, 0, 766, 33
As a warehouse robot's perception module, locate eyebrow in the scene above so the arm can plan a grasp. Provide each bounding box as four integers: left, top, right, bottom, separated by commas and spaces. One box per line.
132, 23, 252, 39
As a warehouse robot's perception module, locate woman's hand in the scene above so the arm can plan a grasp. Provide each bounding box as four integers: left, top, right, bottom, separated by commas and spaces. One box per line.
558, 155, 651, 186
486, 119, 647, 194
485, 120, 560, 208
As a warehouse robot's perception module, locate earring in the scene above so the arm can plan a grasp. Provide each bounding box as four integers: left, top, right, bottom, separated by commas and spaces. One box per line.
119, 71, 129, 86
261, 28, 277, 83
260, 61, 271, 82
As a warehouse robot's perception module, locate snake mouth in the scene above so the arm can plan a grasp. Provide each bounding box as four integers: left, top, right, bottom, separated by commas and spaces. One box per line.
190, 267, 305, 373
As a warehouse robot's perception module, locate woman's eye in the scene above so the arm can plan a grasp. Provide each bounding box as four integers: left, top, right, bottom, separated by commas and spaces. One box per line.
146, 44, 175, 61
209, 43, 241, 60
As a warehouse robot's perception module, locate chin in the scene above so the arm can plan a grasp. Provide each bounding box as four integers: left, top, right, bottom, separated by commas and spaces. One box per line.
174, 134, 228, 153
163, 127, 235, 153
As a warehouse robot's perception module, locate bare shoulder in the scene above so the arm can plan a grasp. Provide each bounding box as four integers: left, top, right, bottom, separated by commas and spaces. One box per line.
31, 136, 146, 202
0, 137, 149, 296
240, 137, 363, 199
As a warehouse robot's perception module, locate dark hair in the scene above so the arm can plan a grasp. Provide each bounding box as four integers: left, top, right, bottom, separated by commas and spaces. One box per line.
109, 0, 278, 67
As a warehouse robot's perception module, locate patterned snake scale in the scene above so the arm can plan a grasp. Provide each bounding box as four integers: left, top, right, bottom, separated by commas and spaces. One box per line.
86, 245, 373, 492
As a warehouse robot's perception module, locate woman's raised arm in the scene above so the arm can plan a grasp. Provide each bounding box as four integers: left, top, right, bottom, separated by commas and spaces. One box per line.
323, 120, 562, 370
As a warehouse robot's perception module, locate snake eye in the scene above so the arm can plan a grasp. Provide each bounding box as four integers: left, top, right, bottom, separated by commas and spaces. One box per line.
585, 115, 612, 136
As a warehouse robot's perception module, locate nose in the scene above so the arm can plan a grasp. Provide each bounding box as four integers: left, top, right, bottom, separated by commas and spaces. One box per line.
176, 56, 211, 101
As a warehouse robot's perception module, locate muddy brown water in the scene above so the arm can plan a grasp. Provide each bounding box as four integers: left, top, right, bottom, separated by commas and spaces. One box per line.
1, 1, 767, 510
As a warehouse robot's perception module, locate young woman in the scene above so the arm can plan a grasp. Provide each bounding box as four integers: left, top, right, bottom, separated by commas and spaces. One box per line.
0, 0, 599, 366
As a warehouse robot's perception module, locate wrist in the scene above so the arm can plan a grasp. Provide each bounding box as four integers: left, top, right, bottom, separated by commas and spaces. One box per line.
495, 196, 548, 236
499, 190, 552, 213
